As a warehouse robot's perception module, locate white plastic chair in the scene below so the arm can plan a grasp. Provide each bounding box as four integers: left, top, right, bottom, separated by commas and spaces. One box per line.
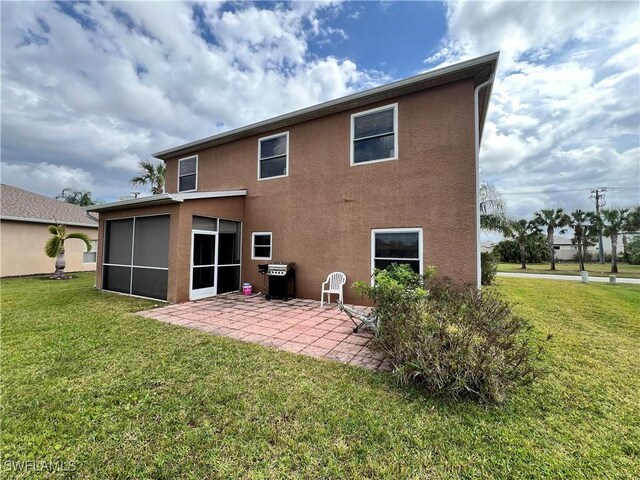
320, 272, 346, 307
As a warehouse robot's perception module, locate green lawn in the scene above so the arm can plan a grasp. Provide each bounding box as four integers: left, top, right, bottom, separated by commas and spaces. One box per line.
498, 261, 640, 279
1, 273, 639, 478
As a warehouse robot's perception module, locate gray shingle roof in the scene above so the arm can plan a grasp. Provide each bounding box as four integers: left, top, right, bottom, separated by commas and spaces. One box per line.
0, 184, 98, 227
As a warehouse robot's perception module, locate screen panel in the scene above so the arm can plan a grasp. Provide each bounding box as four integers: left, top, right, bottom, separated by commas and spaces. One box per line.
133, 215, 169, 268
217, 266, 240, 294
104, 218, 133, 265
132, 268, 168, 300
103, 265, 132, 294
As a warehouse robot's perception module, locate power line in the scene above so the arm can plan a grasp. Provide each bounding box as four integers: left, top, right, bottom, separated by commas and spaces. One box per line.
499, 186, 639, 195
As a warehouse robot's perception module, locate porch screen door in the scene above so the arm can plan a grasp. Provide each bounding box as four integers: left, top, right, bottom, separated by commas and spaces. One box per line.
191, 231, 216, 299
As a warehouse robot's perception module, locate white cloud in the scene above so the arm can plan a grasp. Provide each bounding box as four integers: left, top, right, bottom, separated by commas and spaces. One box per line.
427, 0, 640, 219
106, 152, 144, 172
1, 1, 382, 200
1, 162, 96, 197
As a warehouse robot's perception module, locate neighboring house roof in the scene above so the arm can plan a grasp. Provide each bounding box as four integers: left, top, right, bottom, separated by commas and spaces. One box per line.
153, 52, 499, 161
553, 235, 574, 246
0, 184, 98, 227
85, 189, 247, 213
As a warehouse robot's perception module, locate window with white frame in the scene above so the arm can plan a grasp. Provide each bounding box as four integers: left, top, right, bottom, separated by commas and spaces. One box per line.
83, 240, 98, 263
351, 104, 398, 165
252, 232, 272, 260
371, 228, 422, 276
258, 132, 288, 180
178, 156, 197, 192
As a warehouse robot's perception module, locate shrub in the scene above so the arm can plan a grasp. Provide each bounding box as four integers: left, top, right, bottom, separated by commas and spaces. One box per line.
355, 265, 545, 404
626, 237, 640, 265
494, 233, 550, 263
481, 251, 498, 285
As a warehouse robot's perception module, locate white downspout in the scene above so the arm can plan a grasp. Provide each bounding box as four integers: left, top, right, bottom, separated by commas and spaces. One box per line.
474, 74, 495, 288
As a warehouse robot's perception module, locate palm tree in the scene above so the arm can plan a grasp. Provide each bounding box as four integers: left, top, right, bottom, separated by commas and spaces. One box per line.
130, 160, 166, 195
479, 181, 509, 232
56, 188, 100, 206
601, 208, 629, 273
45, 224, 93, 279
504, 219, 535, 269
532, 208, 571, 271
569, 209, 595, 272
621, 206, 640, 261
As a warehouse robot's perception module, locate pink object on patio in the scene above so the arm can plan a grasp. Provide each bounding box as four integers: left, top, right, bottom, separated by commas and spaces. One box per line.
137, 293, 390, 371
242, 283, 252, 295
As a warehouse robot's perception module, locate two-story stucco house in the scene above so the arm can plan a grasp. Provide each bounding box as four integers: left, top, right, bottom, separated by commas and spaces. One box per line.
87, 53, 499, 303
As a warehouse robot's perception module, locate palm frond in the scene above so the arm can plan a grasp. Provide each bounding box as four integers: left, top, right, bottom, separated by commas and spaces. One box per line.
45, 236, 63, 258
66, 232, 94, 251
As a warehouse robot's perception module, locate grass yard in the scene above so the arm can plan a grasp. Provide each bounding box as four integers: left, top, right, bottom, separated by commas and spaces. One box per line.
498, 261, 640, 279
1, 273, 639, 478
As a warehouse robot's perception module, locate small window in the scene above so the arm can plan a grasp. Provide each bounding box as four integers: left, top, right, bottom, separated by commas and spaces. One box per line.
178, 156, 197, 192
83, 240, 98, 263
351, 104, 398, 165
258, 133, 288, 180
371, 228, 422, 278
252, 232, 272, 260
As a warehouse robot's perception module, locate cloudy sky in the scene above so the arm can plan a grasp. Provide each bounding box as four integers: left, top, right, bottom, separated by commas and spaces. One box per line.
2, 0, 639, 221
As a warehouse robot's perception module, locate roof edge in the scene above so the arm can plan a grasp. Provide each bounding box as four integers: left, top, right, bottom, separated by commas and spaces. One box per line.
85, 189, 247, 213
0, 215, 98, 227
153, 52, 500, 160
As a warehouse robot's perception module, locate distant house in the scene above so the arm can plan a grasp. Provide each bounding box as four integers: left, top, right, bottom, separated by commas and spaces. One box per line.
86, 53, 499, 303
552, 235, 577, 261
480, 241, 497, 253
0, 184, 99, 277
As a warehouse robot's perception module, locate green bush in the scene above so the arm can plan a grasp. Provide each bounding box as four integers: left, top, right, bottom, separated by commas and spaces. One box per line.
626, 237, 640, 265
481, 251, 498, 285
495, 233, 550, 263
355, 265, 544, 404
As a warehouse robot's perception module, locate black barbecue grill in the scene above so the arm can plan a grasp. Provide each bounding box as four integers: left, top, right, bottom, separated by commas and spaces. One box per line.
263, 262, 295, 301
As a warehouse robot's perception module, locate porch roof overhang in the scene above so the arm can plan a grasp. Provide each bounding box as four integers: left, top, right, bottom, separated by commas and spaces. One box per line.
84, 190, 247, 213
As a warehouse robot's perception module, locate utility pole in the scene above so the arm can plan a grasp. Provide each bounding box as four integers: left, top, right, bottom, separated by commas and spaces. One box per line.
590, 187, 609, 264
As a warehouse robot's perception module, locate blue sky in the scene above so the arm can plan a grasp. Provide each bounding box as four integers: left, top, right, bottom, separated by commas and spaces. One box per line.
1, 1, 638, 227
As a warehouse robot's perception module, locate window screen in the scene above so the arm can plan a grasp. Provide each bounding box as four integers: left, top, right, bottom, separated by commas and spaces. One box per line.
252, 233, 272, 259
353, 106, 396, 164
373, 230, 421, 274
259, 133, 288, 179
179, 156, 197, 192
83, 240, 98, 263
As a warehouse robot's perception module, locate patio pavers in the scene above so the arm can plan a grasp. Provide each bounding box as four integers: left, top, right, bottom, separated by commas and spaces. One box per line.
138, 293, 390, 371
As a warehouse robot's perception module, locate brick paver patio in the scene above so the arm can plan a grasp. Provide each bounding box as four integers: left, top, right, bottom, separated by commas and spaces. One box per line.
138, 293, 390, 371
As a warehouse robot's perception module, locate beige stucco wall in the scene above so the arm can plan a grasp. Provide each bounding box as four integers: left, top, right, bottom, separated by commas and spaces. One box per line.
0, 220, 98, 277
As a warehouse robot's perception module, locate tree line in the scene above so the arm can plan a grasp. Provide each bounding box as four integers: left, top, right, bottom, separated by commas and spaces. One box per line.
480, 182, 640, 274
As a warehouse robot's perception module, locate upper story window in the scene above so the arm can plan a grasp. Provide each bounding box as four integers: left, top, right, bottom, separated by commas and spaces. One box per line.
178, 156, 197, 192
258, 132, 289, 180
351, 104, 398, 165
